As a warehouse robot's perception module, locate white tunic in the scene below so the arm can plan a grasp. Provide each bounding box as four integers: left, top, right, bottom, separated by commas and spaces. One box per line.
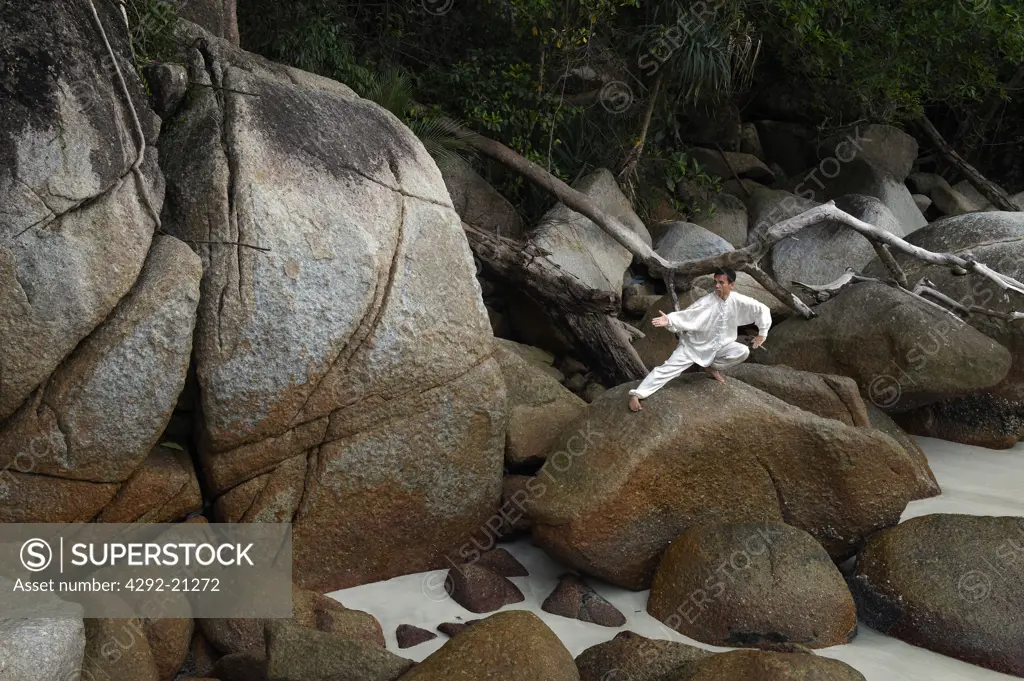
665, 291, 772, 366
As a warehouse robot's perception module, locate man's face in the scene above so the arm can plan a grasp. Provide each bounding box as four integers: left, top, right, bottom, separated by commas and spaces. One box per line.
714, 274, 734, 299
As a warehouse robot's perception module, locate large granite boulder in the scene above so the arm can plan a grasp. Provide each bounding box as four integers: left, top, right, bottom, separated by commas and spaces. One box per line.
689, 148, 776, 183
530, 376, 930, 590
575, 630, 711, 681
174, 0, 239, 44
200, 584, 384, 656
727, 364, 939, 499
397, 611, 579, 681
159, 26, 506, 591
862, 402, 940, 499
771, 194, 910, 290
953, 180, 1024, 211
648, 521, 857, 649
817, 124, 918, 180
862, 212, 1024, 409
907, 173, 982, 216
96, 443, 203, 523
725, 364, 869, 427
1, 1, 162, 421
745, 187, 818, 236
81, 616, 160, 681
677, 650, 866, 680
440, 158, 524, 239
532, 168, 652, 293
655, 222, 734, 261
145, 615, 194, 681
265, 621, 412, 681
893, 394, 1024, 450
0, 611, 85, 681
694, 192, 748, 248
0, 237, 201, 522
785, 158, 926, 234
851, 514, 1024, 677
751, 281, 1012, 412
493, 340, 586, 466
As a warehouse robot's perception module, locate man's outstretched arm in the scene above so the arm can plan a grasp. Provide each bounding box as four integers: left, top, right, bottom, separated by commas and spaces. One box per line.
652, 296, 712, 334
740, 297, 772, 347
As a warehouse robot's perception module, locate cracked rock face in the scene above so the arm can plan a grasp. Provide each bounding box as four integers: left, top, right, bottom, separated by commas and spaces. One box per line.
1, 2, 201, 523
0, 235, 201, 521
0, 0, 164, 423
529, 376, 927, 590
159, 29, 505, 591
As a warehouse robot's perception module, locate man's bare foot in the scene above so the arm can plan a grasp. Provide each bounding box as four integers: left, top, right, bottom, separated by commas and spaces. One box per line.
704, 367, 726, 384
629, 395, 643, 412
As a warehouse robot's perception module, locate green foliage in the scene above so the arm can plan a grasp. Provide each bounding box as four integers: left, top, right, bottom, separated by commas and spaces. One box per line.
744, 0, 1024, 123
486, 0, 640, 47
124, 0, 181, 68
356, 69, 479, 172
663, 151, 722, 195
245, 11, 373, 94
633, 0, 761, 105
418, 51, 583, 171
633, 149, 722, 223
233, 0, 1024, 210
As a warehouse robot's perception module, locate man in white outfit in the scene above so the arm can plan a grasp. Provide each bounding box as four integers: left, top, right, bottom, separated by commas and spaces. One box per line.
628, 268, 771, 412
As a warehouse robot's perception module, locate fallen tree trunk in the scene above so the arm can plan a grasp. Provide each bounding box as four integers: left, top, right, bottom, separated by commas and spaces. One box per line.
462, 222, 619, 315
563, 312, 649, 384
461, 221, 648, 383
916, 114, 1019, 211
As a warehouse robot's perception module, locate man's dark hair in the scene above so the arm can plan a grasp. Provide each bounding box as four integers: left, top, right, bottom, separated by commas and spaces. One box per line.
714, 267, 736, 283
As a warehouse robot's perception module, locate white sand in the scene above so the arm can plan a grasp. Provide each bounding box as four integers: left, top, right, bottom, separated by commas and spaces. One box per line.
327, 436, 1024, 679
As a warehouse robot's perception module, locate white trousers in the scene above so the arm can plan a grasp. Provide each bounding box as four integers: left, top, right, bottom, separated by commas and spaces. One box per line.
629, 341, 750, 399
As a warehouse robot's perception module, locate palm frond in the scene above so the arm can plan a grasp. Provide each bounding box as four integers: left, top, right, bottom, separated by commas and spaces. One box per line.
408, 115, 479, 171
361, 67, 416, 119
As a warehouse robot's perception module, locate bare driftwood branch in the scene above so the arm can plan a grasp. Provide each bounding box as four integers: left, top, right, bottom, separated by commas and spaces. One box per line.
612, 318, 646, 341
916, 114, 1019, 212
462, 221, 645, 383
742, 264, 816, 317
459, 127, 1024, 383
563, 312, 649, 383
871, 242, 909, 288
467, 129, 1024, 298
915, 282, 1024, 324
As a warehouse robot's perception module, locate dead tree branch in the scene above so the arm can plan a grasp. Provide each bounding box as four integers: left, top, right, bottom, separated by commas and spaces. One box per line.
916, 113, 1019, 211
871, 242, 909, 288
616, 72, 663, 186
915, 282, 1024, 324
458, 127, 1024, 383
